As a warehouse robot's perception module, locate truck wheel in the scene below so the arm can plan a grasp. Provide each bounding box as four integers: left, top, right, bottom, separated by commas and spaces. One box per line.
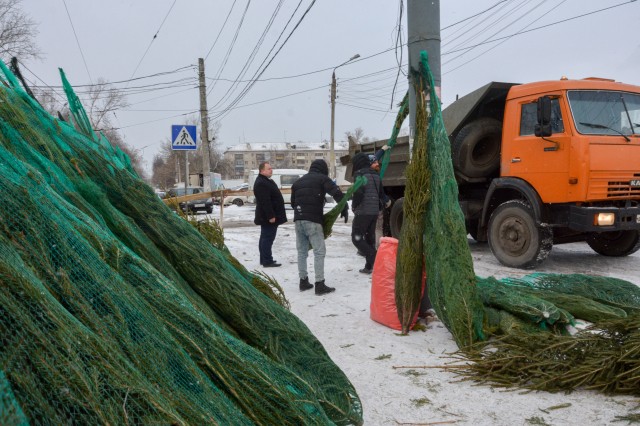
586, 230, 640, 257
389, 197, 404, 238
232, 198, 244, 207
452, 117, 502, 178
488, 200, 553, 269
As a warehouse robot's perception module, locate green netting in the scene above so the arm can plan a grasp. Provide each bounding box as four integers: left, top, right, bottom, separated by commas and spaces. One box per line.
378, 92, 409, 180
476, 276, 575, 331
0, 60, 362, 424
323, 175, 367, 238
0, 371, 28, 426
505, 273, 640, 315
417, 51, 485, 346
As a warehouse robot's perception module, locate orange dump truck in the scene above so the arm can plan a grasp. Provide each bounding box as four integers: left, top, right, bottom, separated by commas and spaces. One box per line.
348, 77, 640, 268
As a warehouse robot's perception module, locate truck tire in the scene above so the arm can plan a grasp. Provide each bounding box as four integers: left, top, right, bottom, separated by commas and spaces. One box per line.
232, 198, 244, 207
452, 117, 502, 178
488, 200, 553, 269
586, 230, 640, 257
389, 197, 404, 238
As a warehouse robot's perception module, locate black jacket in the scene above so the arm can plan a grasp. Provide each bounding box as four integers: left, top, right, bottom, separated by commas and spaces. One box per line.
253, 173, 287, 225
291, 159, 344, 224
351, 153, 386, 216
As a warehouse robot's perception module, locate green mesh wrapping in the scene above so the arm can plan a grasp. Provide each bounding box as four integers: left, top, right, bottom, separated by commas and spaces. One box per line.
505, 273, 640, 315
379, 92, 409, 180
0, 60, 362, 425
476, 277, 575, 330
0, 371, 28, 426
323, 175, 367, 238
419, 51, 485, 346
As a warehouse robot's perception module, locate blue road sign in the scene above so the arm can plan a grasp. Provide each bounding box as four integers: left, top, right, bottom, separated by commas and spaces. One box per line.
172, 125, 197, 150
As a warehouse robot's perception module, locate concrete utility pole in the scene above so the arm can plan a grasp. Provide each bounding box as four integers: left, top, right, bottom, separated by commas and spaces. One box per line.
198, 58, 211, 191
407, 0, 441, 153
407, 0, 441, 315
329, 53, 360, 180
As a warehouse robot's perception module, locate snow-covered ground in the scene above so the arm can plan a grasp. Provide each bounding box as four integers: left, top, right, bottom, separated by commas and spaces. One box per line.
206, 204, 640, 426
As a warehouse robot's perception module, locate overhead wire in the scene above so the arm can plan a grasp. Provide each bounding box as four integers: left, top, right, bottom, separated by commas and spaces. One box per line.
390, 0, 405, 109
444, 0, 568, 75
207, 0, 289, 111
206, 0, 253, 98
210, 0, 317, 121
61, 0, 93, 84
204, 0, 239, 61
128, 0, 178, 81
85, 0, 637, 135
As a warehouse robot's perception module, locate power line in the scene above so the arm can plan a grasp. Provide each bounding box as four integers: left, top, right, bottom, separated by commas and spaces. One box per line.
442, 0, 637, 58
444, 0, 568, 74
206, 0, 253, 98
128, 0, 178, 81
61, 0, 93, 84
204, 0, 239, 61
208, 0, 290, 111
210, 0, 318, 120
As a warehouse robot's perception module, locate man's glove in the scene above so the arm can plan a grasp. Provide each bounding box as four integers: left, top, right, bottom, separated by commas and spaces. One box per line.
385, 199, 392, 209
381, 144, 390, 151
340, 206, 349, 223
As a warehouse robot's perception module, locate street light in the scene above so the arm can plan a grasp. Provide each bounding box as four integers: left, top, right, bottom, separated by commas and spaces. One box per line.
330, 53, 360, 180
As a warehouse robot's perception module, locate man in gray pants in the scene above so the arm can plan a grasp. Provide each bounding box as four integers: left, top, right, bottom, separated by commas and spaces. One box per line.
291, 159, 348, 295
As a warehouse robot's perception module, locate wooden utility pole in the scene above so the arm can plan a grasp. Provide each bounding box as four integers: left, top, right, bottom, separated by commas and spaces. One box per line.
329, 54, 359, 180
198, 58, 211, 191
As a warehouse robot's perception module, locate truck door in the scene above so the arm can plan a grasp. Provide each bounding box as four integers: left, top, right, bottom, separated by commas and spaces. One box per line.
501, 95, 573, 203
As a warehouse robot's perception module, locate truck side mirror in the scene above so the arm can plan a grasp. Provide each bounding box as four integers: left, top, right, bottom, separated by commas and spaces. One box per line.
535, 96, 552, 137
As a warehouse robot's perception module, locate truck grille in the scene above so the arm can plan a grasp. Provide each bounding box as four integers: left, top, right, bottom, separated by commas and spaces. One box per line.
588, 172, 640, 199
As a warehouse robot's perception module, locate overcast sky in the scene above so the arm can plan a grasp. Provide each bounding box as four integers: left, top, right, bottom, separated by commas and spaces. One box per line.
19, 0, 640, 174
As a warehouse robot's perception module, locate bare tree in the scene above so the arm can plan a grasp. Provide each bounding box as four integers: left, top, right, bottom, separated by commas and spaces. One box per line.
84, 78, 129, 131
0, 0, 40, 61
345, 127, 373, 144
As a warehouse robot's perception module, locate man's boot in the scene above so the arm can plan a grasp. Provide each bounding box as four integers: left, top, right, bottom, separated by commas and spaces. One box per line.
299, 277, 313, 291
315, 280, 335, 295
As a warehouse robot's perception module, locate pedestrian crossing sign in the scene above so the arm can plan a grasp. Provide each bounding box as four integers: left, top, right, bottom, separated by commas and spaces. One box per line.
171, 125, 197, 150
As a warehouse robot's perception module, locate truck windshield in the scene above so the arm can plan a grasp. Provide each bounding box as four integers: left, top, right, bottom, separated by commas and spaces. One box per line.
568, 90, 640, 137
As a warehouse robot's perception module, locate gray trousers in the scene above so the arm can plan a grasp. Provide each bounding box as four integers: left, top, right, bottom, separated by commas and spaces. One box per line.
295, 220, 326, 283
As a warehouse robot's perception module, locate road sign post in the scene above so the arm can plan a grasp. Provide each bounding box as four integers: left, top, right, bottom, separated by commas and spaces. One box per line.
172, 125, 197, 191
172, 125, 197, 150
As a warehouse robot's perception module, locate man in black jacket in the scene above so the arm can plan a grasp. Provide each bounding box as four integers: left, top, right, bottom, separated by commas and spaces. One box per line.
253, 162, 287, 267
291, 159, 348, 295
351, 152, 386, 274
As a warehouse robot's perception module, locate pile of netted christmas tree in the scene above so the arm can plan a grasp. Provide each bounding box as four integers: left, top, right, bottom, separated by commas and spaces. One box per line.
0, 61, 362, 425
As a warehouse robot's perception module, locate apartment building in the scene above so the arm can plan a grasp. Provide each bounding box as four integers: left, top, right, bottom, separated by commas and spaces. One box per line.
223, 141, 348, 180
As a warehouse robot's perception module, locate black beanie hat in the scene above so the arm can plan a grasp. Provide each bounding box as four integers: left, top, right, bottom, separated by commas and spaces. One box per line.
352, 152, 371, 172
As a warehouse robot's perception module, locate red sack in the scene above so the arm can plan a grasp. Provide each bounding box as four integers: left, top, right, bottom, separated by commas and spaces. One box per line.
370, 237, 424, 330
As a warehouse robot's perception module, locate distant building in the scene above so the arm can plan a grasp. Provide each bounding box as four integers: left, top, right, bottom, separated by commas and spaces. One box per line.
222, 141, 349, 180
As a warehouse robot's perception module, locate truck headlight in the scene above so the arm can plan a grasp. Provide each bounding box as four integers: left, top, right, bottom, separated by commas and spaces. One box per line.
595, 213, 615, 226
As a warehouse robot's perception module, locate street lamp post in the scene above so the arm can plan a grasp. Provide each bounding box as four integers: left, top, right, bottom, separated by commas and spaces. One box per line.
330, 53, 360, 180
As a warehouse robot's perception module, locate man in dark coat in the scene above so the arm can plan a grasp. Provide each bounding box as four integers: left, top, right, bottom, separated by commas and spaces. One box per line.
253, 162, 287, 267
351, 152, 386, 274
291, 159, 348, 295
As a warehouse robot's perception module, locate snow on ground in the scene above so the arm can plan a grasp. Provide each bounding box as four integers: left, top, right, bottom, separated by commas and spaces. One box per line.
205, 204, 640, 426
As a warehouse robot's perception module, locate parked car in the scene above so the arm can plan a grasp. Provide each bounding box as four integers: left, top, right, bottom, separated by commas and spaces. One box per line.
223, 183, 250, 206
166, 187, 214, 214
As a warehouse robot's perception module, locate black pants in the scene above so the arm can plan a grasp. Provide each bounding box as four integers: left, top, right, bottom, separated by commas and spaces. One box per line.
352, 214, 378, 269
259, 224, 278, 265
